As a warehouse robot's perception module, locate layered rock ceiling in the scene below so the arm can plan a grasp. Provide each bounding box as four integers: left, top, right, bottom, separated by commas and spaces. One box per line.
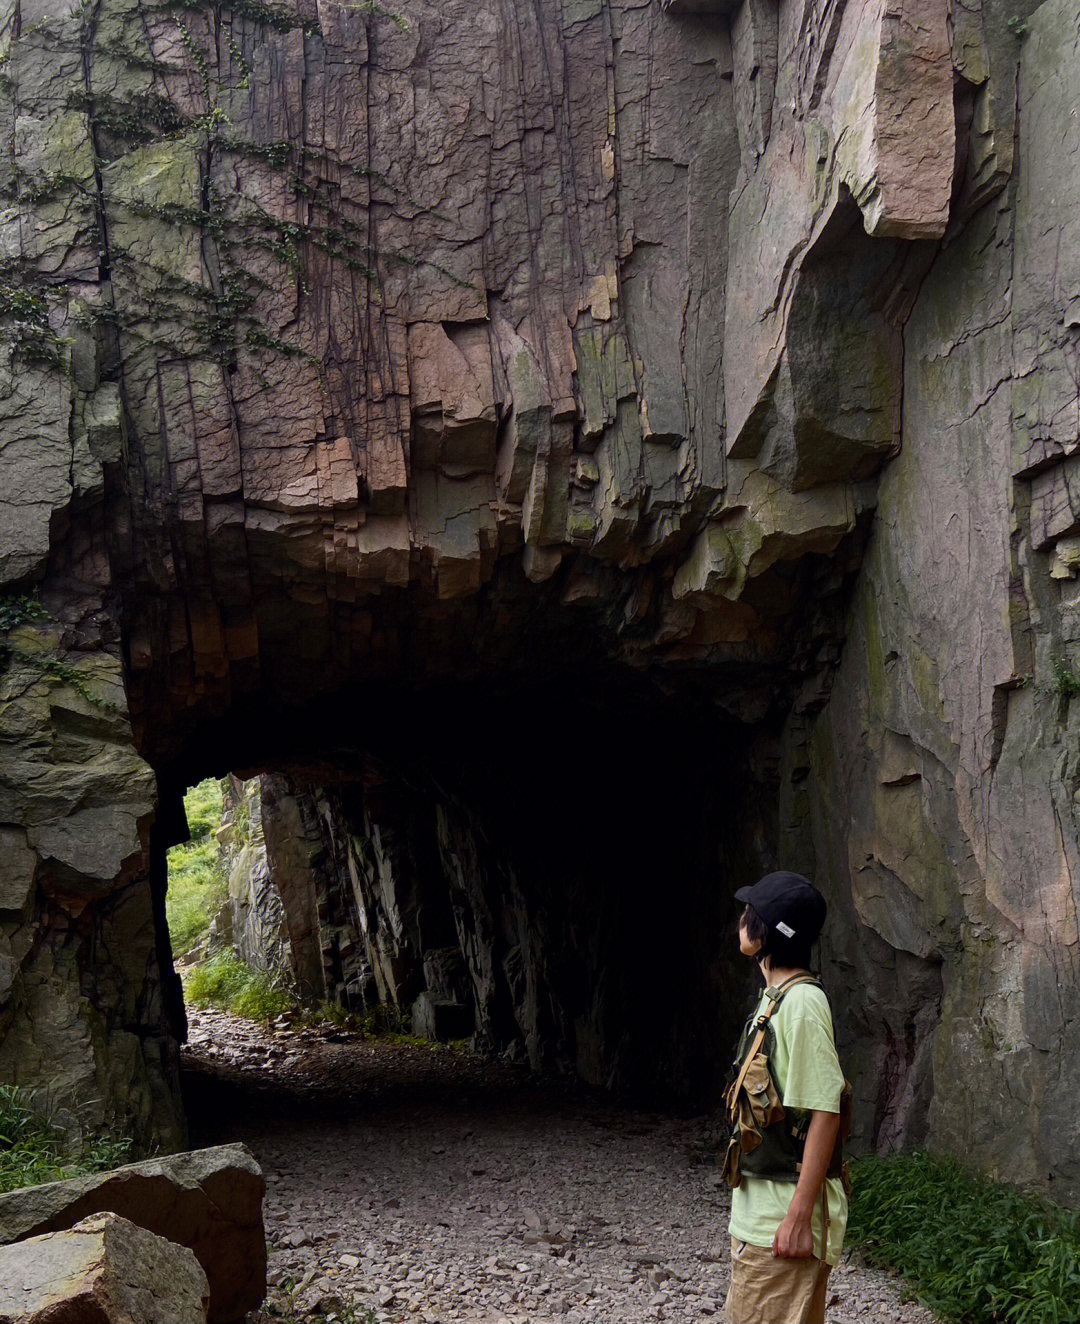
1, 0, 1079, 1197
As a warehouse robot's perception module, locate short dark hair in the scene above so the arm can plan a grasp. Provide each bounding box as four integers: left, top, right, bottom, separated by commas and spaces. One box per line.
740, 903, 815, 970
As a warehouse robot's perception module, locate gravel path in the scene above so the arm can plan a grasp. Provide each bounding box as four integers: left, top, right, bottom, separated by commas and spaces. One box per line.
182, 1007, 940, 1324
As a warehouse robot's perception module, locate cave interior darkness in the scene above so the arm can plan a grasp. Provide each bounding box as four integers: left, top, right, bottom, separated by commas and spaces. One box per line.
156, 668, 776, 1112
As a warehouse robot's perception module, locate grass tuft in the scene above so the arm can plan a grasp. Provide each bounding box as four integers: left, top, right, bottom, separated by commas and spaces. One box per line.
183, 777, 224, 840
183, 955, 440, 1047
0, 1086, 133, 1194
184, 950, 296, 1021
848, 1150, 1080, 1324
166, 778, 228, 953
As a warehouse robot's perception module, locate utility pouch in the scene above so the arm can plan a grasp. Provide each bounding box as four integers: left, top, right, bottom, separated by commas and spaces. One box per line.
721, 973, 848, 1189
723, 1049, 784, 1155
721, 1046, 786, 1188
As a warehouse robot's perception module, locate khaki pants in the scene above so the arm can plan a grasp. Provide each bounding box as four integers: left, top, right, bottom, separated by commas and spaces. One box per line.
724, 1237, 831, 1324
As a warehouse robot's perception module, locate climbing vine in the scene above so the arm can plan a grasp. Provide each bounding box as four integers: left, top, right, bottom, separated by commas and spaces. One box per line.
0, 0, 451, 382
0, 596, 118, 710
0, 596, 50, 634
0, 282, 70, 366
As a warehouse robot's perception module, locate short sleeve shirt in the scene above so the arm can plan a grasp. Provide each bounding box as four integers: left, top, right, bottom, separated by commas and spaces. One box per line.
728, 980, 848, 1265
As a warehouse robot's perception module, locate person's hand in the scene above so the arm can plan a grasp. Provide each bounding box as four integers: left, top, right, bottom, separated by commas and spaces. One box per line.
772, 1208, 814, 1258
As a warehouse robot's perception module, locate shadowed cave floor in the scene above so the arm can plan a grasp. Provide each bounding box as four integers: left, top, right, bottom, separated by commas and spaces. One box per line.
181, 1007, 940, 1324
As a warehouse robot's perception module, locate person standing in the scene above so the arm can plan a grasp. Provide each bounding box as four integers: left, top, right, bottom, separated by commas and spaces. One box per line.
723, 871, 848, 1324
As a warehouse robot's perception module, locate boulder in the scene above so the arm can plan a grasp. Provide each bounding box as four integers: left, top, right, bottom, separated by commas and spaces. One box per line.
0, 1211, 209, 1324
0, 1144, 264, 1323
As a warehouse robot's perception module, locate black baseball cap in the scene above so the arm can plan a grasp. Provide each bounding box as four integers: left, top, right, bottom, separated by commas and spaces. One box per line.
735, 871, 826, 945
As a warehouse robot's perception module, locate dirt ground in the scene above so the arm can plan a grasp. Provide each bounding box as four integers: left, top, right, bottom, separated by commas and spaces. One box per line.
181, 1006, 940, 1324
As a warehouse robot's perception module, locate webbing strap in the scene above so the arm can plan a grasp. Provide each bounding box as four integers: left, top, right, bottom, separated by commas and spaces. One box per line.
820, 1180, 830, 1262
730, 973, 820, 1101
730, 1017, 773, 1101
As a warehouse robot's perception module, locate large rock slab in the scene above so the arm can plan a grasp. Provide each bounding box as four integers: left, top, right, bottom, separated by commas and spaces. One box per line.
0, 1145, 264, 1323
0, 1212, 209, 1324
0, 634, 179, 1155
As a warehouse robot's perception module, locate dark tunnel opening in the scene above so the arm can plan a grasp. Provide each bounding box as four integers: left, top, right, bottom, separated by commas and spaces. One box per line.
159, 669, 776, 1116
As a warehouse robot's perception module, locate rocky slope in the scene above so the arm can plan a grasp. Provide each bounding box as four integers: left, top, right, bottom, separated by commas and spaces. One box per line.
0, 0, 1078, 1197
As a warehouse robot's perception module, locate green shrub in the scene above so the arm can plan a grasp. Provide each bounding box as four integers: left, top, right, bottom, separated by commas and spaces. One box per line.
357, 1002, 409, 1037
0, 1086, 133, 1194
183, 778, 224, 840
1050, 654, 1080, 699
848, 1150, 1080, 1324
166, 779, 227, 953
183, 950, 295, 1021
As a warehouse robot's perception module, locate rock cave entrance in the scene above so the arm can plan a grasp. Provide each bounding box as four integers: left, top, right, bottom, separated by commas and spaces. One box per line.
161, 669, 769, 1114
4, 0, 1080, 1218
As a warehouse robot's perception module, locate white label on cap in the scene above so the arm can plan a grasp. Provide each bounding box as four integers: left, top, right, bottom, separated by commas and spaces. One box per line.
775, 921, 796, 937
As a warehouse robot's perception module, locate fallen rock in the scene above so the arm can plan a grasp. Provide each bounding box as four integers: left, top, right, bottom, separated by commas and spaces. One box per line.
0, 1143, 264, 1323
0, 1211, 209, 1324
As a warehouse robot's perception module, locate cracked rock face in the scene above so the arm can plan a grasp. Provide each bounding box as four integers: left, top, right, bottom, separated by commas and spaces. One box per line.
0, 1142, 266, 1322
2, 0, 894, 749
0, 1212, 210, 1324
1, 0, 1079, 1197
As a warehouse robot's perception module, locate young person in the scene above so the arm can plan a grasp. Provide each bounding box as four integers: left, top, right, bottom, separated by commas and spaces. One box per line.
724, 871, 847, 1324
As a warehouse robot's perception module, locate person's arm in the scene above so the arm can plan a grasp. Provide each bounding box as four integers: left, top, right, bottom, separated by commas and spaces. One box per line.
772, 1108, 840, 1258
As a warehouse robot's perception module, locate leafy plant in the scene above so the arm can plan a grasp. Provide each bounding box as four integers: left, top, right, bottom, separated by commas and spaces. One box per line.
183, 950, 296, 1021
226, 792, 253, 846
0, 279, 70, 365
182, 946, 436, 1046
0, 595, 49, 633
184, 777, 224, 841
1049, 654, 1080, 699
309, 1000, 355, 1028
848, 1150, 1080, 1324
0, 0, 423, 377
0, 1085, 133, 1194
356, 1001, 419, 1041
165, 779, 229, 953
166, 839, 226, 952
1014, 657, 1080, 701
0, 596, 116, 710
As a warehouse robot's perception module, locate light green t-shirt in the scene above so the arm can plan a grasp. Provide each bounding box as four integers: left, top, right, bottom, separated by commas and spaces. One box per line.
728, 980, 848, 1265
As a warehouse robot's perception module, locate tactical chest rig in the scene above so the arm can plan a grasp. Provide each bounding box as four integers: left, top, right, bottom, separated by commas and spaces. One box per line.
722, 974, 851, 1191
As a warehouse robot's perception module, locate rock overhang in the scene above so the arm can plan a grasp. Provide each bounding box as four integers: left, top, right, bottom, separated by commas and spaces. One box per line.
0, 0, 909, 725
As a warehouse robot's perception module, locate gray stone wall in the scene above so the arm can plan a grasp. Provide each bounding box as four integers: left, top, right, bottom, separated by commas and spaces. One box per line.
0, 614, 182, 1150
217, 777, 292, 986
780, 0, 1080, 1198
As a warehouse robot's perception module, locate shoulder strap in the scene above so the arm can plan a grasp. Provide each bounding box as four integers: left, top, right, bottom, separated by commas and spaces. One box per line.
764, 972, 822, 1003
730, 974, 822, 1100
729, 1014, 774, 1101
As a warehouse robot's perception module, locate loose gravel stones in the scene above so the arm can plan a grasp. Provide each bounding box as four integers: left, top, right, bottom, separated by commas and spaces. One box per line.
182, 1007, 940, 1324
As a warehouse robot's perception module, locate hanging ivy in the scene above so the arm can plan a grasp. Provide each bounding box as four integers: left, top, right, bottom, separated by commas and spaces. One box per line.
0, 0, 438, 375
0, 597, 118, 710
